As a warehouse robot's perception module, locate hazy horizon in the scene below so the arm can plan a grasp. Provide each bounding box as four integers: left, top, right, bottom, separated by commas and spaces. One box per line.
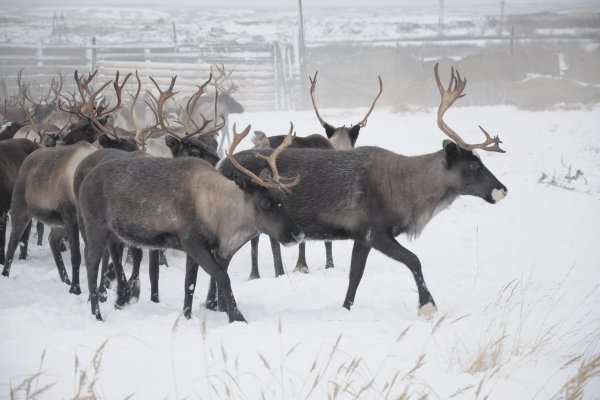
1, 0, 599, 13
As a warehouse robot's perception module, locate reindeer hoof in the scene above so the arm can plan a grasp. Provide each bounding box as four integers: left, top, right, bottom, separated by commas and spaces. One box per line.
69, 284, 81, 295
128, 279, 140, 303
115, 287, 131, 308
418, 302, 437, 319
1, 269, 9, 277
325, 261, 335, 269
205, 299, 217, 311
294, 264, 309, 274
150, 293, 159, 303
229, 309, 247, 323
248, 272, 260, 280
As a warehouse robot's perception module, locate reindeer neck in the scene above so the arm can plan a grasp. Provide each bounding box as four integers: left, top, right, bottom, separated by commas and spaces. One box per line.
375, 149, 460, 238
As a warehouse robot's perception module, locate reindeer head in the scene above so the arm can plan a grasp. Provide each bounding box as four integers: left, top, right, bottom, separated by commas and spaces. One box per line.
434, 64, 507, 204
309, 71, 382, 150
227, 123, 304, 246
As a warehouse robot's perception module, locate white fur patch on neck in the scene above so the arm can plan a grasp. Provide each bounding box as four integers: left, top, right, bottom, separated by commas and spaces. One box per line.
491, 188, 506, 202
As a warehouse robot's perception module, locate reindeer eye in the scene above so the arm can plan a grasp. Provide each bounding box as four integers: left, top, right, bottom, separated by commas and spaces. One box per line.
470, 162, 480, 171
260, 199, 272, 210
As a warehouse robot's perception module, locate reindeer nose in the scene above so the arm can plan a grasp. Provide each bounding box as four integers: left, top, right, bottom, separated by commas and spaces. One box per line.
491, 187, 507, 202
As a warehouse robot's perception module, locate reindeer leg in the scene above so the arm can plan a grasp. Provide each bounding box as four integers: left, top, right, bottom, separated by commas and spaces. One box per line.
1, 214, 30, 277
36, 220, 44, 246
186, 242, 245, 323
18, 220, 32, 260
128, 246, 143, 303
0, 211, 7, 265
149, 250, 160, 303
206, 277, 218, 311
249, 236, 260, 280
84, 228, 109, 321
108, 239, 130, 309
183, 255, 200, 319
49, 228, 71, 285
342, 241, 371, 310
62, 210, 82, 295
324, 241, 335, 269
97, 249, 111, 302
270, 236, 285, 277
294, 241, 309, 273
371, 233, 436, 317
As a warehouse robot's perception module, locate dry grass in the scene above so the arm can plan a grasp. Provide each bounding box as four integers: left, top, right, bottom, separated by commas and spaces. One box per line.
550, 353, 600, 400
5, 274, 599, 399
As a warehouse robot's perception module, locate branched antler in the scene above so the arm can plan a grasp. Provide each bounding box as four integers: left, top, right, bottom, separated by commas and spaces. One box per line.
228, 122, 300, 192
147, 74, 225, 140
434, 63, 505, 153
309, 71, 383, 129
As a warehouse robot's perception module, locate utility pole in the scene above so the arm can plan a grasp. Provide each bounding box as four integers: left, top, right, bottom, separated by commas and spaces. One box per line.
172, 21, 178, 52
298, 0, 308, 109
438, 0, 445, 36
499, 1, 505, 36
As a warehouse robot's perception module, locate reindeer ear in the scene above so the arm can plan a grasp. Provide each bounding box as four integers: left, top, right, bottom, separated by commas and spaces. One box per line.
258, 168, 272, 181
349, 125, 361, 145
233, 171, 257, 194
324, 123, 336, 138
443, 140, 460, 166
165, 136, 180, 152
98, 134, 112, 148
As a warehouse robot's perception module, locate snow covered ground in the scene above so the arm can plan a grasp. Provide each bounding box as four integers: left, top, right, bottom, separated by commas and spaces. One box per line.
1, 105, 600, 399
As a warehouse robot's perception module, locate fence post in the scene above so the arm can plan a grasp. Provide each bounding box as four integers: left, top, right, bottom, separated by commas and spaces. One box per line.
36, 41, 43, 67
90, 37, 97, 72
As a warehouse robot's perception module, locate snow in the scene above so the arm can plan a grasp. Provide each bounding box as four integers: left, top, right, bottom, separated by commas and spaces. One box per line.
1, 105, 599, 399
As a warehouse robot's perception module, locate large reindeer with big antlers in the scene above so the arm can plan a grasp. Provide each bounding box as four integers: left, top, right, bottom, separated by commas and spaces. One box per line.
249, 71, 383, 279
77, 118, 303, 322
215, 64, 507, 318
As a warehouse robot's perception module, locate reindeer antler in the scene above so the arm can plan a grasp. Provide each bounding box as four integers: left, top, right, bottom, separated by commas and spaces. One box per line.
309, 71, 329, 128
148, 74, 225, 140
310, 71, 383, 129
211, 64, 237, 94
434, 63, 505, 153
355, 75, 383, 128
227, 122, 300, 192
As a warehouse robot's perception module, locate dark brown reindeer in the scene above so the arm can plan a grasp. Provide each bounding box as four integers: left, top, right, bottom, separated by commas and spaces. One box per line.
77, 122, 303, 322
249, 71, 383, 279
1, 70, 132, 293
215, 64, 507, 318
0, 138, 40, 266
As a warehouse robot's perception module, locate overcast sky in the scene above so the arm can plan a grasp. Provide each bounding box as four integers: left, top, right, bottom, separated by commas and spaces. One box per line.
2, 0, 598, 11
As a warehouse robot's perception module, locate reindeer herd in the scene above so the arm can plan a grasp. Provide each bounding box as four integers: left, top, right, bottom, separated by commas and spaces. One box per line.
0, 64, 507, 323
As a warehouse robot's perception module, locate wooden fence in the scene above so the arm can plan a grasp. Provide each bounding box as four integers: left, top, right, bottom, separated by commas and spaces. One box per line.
0, 40, 301, 112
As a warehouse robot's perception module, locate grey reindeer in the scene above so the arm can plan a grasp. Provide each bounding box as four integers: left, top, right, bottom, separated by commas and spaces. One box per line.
77, 124, 304, 322
74, 73, 225, 307
249, 71, 383, 279
214, 64, 507, 318
1, 70, 136, 294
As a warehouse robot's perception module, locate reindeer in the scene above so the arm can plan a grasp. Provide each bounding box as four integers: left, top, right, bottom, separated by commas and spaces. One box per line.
0, 70, 132, 293
74, 73, 224, 306
185, 64, 243, 158
77, 122, 303, 322
249, 71, 383, 279
214, 65, 507, 318
0, 139, 40, 266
